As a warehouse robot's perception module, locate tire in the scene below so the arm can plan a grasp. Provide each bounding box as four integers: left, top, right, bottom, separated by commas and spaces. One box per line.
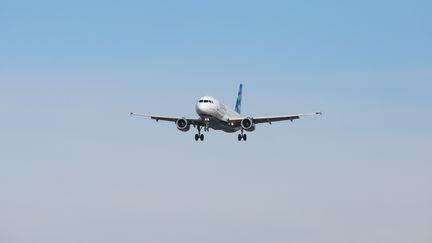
195, 134, 199, 141
238, 134, 242, 141
200, 134, 204, 141
243, 134, 247, 141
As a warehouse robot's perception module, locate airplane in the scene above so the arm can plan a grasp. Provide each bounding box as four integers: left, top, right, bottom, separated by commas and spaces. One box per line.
130, 84, 321, 141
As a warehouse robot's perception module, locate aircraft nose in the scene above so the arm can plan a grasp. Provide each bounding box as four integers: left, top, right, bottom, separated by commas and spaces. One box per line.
196, 102, 210, 115
196, 102, 204, 114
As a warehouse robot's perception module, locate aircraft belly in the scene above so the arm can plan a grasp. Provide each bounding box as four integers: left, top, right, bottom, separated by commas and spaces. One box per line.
199, 109, 240, 133
208, 120, 239, 133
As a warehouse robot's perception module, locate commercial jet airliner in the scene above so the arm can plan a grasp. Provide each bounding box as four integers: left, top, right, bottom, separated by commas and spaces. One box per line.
130, 84, 321, 141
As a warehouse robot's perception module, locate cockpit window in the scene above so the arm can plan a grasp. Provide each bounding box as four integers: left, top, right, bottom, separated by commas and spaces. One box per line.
198, 99, 214, 103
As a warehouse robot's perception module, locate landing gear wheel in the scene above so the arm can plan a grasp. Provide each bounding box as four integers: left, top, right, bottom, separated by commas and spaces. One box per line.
200, 134, 204, 141
195, 134, 199, 141
238, 134, 242, 141
243, 134, 247, 141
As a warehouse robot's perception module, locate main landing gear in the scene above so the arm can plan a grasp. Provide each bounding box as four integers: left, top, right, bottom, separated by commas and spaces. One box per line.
238, 129, 247, 141
194, 126, 205, 141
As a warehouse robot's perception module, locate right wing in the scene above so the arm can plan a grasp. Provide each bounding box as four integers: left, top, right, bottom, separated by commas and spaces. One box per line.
130, 112, 204, 126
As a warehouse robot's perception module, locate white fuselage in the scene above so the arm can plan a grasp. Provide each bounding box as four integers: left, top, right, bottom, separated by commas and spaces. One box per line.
195, 96, 242, 133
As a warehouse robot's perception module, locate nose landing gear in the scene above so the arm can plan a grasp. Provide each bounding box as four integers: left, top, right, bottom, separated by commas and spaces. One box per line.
195, 134, 204, 141
194, 126, 205, 141
238, 129, 247, 141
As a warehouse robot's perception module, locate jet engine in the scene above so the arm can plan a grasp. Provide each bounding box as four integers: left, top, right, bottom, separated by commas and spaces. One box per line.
176, 118, 190, 132
241, 117, 255, 131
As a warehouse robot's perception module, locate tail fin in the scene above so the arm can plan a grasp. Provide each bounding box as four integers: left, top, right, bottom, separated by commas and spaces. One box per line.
235, 84, 243, 114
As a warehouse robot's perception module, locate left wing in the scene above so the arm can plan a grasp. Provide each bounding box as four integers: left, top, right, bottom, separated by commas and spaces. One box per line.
229, 112, 321, 125
253, 112, 322, 124
130, 112, 204, 126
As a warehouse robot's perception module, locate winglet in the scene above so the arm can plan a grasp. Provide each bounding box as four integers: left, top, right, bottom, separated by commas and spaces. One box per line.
235, 84, 243, 114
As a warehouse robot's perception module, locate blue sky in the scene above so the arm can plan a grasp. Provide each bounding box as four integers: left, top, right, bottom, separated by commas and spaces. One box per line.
1, 1, 431, 243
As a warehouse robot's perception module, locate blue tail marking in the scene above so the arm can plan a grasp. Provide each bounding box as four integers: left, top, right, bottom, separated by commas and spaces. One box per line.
235, 84, 243, 114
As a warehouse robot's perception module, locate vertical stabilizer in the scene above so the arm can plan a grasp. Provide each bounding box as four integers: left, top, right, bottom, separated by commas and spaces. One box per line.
235, 84, 243, 114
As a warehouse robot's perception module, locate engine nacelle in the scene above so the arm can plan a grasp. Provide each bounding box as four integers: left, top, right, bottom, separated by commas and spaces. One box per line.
176, 118, 190, 132
241, 117, 255, 132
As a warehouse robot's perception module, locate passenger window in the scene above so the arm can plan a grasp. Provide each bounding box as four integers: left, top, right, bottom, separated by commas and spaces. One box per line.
204, 100, 209, 103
